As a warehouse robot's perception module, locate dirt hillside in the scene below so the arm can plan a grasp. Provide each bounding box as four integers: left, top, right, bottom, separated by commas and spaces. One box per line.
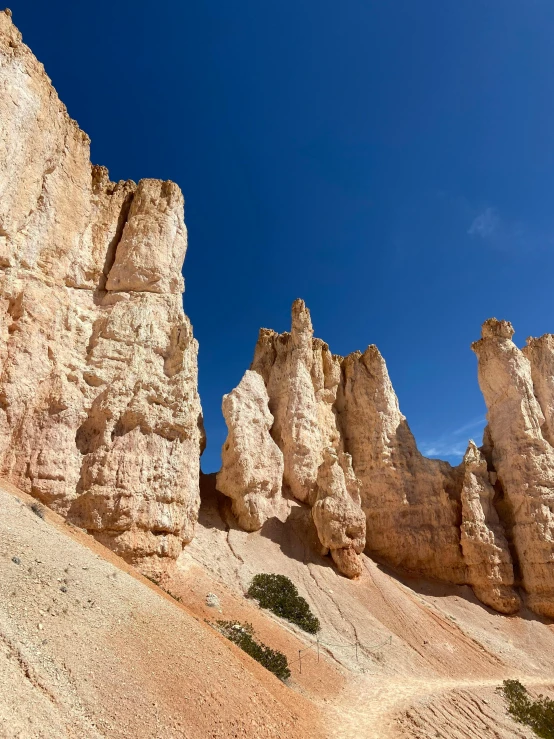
2, 473, 554, 738
0, 479, 322, 739
170, 475, 554, 738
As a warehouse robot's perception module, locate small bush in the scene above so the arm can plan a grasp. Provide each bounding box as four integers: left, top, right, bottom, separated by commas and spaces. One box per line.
498, 679, 554, 739
216, 620, 290, 681
247, 574, 320, 634
30, 503, 45, 519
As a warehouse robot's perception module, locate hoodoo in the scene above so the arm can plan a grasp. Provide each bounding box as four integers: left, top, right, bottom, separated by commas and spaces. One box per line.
472, 319, 554, 618
0, 10, 204, 577
217, 301, 553, 617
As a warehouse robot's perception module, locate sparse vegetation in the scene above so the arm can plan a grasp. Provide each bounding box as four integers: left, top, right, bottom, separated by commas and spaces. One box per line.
144, 574, 182, 602
247, 573, 320, 634
30, 502, 45, 519
497, 679, 554, 738
216, 620, 290, 681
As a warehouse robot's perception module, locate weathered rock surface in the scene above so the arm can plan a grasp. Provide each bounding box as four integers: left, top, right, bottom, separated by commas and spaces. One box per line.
336, 344, 466, 584
223, 301, 554, 614
246, 301, 466, 583
460, 441, 519, 614
216, 370, 289, 531
0, 10, 203, 576
523, 333, 554, 447
231, 301, 465, 584
472, 319, 554, 617
312, 448, 366, 578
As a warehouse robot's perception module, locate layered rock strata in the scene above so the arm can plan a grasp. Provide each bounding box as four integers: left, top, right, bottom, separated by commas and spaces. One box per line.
0, 11, 203, 576
472, 319, 554, 617
216, 370, 289, 531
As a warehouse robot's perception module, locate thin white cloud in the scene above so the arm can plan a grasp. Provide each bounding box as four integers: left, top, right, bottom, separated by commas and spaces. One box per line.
468, 207, 499, 239
466, 205, 549, 253
420, 441, 469, 459
419, 417, 486, 462
451, 417, 486, 435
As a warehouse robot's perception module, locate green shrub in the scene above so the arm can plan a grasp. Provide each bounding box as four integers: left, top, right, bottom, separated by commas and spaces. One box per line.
247, 573, 320, 634
498, 679, 554, 739
30, 502, 45, 519
216, 620, 290, 681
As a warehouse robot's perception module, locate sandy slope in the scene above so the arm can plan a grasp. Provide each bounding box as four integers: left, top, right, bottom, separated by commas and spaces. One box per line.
2, 472, 554, 738
0, 479, 321, 739
172, 475, 554, 738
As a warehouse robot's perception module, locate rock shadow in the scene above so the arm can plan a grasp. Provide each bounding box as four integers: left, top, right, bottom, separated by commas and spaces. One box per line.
371, 558, 551, 624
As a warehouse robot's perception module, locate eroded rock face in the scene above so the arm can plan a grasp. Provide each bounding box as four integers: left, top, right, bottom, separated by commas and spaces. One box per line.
229, 301, 554, 613
216, 370, 288, 531
245, 300, 465, 585
523, 333, 554, 448
0, 11, 203, 576
460, 441, 520, 614
312, 448, 366, 578
336, 345, 466, 583
472, 319, 554, 617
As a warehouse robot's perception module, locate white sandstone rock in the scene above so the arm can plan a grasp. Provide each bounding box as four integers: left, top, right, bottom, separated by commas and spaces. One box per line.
216, 371, 289, 531
472, 318, 554, 617
0, 11, 203, 577
460, 441, 519, 614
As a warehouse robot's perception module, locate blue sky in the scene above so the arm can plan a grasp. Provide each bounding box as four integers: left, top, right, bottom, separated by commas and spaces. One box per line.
13, 1, 554, 471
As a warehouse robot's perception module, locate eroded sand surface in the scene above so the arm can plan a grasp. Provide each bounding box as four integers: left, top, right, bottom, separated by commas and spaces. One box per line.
2, 475, 554, 738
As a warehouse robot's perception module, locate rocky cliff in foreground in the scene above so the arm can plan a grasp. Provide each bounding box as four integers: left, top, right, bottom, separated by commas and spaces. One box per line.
0, 10, 204, 577
217, 300, 554, 618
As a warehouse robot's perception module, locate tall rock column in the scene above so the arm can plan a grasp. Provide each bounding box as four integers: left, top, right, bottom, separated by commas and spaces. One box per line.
0, 10, 203, 577
472, 319, 554, 618
523, 334, 554, 447
251, 300, 338, 504
336, 345, 466, 583
312, 448, 366, 578
460, 441, 519, 614
216, 370, 288, 530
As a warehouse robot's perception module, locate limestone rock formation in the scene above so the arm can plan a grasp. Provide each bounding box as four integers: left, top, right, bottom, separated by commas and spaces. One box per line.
460, 441, 519, 614
472, 319, 554, 617
216, 370, 289, 531
251, 300, 344, 506
336, 345, 466, 584
523, 333, 554, 447
248, 301, 466, 583
312, 448, 366, 578
230, 300, 467, 585
0, 10, 203, 576
227, 301, 554, 612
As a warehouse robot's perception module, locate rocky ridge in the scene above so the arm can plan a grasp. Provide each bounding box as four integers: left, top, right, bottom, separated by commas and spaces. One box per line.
218, 300, 554, 618
0, 9, 203, 577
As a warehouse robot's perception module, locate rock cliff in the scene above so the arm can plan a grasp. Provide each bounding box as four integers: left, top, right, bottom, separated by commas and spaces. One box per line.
0, 10, 203, 576
220, 300, 468, 582
459, 440, 519, 614
220, 301, 554, 613
472, 319, 554, 618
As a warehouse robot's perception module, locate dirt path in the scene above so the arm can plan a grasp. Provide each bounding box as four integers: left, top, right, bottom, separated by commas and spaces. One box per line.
327, 675, 554, 739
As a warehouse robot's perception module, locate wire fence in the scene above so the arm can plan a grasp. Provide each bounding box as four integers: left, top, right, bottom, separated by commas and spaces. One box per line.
288, 634, 393, 673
